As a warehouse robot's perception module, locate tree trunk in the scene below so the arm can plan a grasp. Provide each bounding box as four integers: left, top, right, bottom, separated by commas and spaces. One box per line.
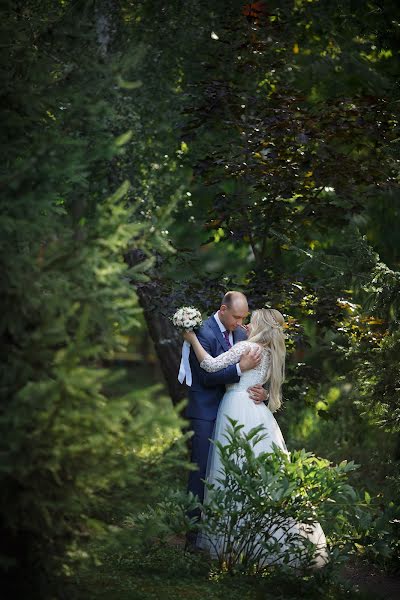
135, 282, 188, 408
125, 248, 188, 407
95, 0, 119, 58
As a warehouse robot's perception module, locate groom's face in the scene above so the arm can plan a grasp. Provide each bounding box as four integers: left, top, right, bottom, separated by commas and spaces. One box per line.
219, 300, 249, 331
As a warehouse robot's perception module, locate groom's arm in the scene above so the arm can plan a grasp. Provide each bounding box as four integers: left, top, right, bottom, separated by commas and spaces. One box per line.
195, 330, 240, 387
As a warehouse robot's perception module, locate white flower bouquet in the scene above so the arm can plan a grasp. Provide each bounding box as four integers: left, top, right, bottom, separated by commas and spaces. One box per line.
172, 306, 202, 331
173, 306, 202, 386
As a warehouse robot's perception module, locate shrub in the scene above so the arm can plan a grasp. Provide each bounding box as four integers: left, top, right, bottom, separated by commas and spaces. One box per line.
195, 420, 363, 573
133, 419, 367, 575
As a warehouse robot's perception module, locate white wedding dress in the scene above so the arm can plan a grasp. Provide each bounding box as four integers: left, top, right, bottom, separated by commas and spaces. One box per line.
196, 341, 329, 570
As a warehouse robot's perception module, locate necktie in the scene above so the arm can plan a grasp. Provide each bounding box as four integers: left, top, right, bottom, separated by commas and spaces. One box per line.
223, 330, 232, 348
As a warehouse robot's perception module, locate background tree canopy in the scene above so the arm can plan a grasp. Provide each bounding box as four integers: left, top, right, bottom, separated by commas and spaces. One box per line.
1, 1, 399, 598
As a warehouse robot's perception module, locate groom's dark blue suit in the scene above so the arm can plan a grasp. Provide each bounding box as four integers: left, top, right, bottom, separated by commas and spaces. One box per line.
186, 315, 247, 510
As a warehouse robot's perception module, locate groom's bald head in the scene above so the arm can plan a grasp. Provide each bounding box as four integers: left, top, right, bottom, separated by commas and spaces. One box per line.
219, 291, 249, 331
221, 291, 248, 310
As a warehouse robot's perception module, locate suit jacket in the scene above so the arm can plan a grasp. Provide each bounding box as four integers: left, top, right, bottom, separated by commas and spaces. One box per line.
185, 315, 248, 421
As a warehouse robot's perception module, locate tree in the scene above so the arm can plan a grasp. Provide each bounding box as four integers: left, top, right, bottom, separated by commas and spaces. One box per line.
0, 2, 187, 596
123, 1, 400, 516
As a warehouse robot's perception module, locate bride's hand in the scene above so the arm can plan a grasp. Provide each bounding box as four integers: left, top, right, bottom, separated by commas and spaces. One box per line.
183, 330, 196, 343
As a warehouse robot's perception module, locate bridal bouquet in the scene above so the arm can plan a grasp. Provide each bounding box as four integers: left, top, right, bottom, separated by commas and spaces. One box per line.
172, 306, 202, 331
172, 306, 202, 386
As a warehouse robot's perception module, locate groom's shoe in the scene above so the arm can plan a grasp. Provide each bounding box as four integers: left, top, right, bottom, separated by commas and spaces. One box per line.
184, 542, 208, 557
184, 532, 209, 557
184, 532, 199, 554
184, 542, 199, 554
185, 533, 207, 555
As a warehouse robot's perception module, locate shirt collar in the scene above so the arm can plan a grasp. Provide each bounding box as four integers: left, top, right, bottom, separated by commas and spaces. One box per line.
214, 310, 227, 334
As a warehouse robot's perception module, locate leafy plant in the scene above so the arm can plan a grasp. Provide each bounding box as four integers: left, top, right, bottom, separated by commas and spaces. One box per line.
133, 419, 368, 575
195, 420, 362, 574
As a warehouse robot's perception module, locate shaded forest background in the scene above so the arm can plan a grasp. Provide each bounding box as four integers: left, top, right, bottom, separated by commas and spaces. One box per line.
1, 1, 399, 598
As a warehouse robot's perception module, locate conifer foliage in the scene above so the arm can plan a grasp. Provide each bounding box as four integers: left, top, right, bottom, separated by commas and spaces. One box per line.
0, 2, 184, 596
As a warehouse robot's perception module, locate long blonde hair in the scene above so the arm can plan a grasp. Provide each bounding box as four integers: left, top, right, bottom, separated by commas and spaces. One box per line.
247, 308, 286, 412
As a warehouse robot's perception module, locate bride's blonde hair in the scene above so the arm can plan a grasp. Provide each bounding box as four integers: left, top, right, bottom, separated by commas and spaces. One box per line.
247, 308, 286, 413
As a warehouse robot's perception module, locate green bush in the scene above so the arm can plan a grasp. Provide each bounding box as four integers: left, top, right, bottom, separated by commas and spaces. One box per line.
0, 183, 188, 597
358, 494, 400, 574
0, 4, 190, 596
197, 421, 364, 573
134, 419, 368, 575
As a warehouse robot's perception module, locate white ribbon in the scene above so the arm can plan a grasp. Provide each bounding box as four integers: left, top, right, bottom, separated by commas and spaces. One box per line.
178, 340, 192, 386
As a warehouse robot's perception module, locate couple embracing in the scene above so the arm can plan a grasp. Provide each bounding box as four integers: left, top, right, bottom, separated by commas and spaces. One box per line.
181, 290, 329, 568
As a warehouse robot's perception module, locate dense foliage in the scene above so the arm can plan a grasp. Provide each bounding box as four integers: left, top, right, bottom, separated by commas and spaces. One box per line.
0, 2, 186, 597
1, 0, 399, 597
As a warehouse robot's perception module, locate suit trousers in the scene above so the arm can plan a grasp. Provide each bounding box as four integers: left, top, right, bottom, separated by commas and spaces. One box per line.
187, 417, 215, 522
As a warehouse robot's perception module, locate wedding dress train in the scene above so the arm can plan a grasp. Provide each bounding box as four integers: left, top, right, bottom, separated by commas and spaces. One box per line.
196, 341, 329, 570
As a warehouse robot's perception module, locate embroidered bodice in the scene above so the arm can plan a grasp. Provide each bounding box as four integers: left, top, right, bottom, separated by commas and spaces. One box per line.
200, 341, 271, 391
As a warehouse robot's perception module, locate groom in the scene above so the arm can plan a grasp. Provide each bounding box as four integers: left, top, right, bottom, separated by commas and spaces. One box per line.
185, 291, 268, 546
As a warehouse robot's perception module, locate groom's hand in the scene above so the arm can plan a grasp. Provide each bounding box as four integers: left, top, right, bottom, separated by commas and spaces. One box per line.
239, 347, 262, 372
247, 384, 268, 404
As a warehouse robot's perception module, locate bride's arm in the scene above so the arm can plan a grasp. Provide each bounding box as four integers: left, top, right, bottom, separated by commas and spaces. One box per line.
183, 331, 255, 372
183, 330, 210, 363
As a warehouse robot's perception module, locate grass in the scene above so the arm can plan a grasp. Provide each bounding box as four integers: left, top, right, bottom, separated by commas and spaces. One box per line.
73, 541, 377, 600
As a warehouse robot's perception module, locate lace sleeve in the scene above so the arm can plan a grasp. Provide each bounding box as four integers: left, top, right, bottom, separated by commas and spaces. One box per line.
200, 341, 251, 372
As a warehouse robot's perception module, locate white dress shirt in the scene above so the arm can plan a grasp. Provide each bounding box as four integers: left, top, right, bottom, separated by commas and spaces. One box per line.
214, 311, 242, 376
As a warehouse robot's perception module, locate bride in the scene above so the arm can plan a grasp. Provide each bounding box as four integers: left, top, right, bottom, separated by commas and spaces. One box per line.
183, 308, 329, 570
